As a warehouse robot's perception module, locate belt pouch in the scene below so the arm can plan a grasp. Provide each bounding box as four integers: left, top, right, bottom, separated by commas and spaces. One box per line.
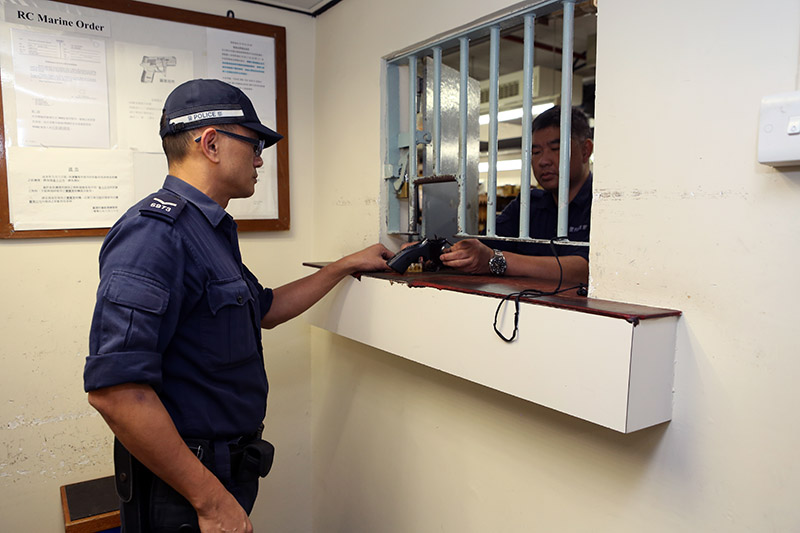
114, 438, 134, 503
236, 440, 275, 481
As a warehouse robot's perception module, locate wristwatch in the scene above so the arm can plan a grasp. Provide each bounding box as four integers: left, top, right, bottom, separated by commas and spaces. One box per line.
488, 249, 507, 275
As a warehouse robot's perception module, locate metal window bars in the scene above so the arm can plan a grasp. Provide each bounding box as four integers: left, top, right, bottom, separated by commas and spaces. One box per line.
383, 0, 589, 250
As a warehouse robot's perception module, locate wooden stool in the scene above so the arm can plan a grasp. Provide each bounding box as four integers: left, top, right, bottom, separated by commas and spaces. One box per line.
60, 475, 121, 533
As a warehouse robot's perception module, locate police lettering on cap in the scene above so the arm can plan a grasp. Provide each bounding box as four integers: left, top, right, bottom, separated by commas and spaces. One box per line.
160, 79, 283, 148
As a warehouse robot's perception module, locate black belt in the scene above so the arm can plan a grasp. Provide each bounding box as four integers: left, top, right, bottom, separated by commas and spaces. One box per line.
183, 430, 274, 483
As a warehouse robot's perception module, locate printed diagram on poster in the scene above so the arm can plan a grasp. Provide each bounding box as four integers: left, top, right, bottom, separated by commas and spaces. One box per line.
115, 42, 194, 153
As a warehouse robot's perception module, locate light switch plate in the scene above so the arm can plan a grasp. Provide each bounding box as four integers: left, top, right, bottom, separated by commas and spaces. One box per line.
758, 91, 800, 167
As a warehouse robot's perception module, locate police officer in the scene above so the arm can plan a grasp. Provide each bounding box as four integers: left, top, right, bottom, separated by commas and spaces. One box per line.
439, 106, 593, 284
84, 79, 393, 533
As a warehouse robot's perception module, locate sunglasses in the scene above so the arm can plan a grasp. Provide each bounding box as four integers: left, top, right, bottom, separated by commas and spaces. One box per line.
195, 129, 265, 157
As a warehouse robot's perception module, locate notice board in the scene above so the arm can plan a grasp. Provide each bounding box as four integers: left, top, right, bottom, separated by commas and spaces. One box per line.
0, 0, 290, 238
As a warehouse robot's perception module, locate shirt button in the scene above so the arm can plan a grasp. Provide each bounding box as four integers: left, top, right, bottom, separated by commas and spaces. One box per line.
237, 295, 243, 304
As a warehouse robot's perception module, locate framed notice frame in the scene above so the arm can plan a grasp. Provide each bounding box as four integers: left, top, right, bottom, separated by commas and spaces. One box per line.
0, 0, 290, 238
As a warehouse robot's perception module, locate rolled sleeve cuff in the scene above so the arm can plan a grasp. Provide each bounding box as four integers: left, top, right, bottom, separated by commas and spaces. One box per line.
258, 288, 274, 319
83, 351, 163, 392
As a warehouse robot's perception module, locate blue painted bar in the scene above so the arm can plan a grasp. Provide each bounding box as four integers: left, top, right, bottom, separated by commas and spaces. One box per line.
519, 14, 535, 239
486, 25, 500, 237
433, 46, 442, 175
408, 54, 418, 234
384, 62, 401, 233
557, 0, 576, 238
458, 37, 469, 235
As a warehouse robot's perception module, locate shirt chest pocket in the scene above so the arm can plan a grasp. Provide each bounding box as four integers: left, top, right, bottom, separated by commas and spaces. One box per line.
204, 278, 259, 368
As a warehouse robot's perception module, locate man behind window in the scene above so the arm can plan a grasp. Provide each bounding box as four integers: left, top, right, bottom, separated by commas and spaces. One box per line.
83, 79, 392, 533
440, 105, 593, 284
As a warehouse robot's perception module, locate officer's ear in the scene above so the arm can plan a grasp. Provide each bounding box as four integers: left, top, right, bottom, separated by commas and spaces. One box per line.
580, 137, 594, 163
196, 128, 221, 163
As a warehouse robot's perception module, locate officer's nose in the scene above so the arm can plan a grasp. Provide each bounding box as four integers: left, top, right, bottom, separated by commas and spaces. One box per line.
537, 152, 555, 168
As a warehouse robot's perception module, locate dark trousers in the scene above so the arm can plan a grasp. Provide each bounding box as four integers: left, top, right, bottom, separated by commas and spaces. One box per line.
115, 438, 261, 533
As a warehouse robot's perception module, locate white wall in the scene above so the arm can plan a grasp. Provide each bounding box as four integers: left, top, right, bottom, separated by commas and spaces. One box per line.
311, 0, 800, 532
3, 0, 800, 531
0, 1, 316, 531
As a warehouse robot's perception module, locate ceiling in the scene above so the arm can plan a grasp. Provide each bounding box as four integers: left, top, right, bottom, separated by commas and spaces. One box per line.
237, 0, 341, 16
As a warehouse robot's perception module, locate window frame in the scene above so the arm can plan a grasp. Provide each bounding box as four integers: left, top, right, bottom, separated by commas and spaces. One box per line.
382, 0, 590, 250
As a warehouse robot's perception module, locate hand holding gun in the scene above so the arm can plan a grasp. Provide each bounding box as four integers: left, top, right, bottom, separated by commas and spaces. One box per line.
387, 237, 451, 274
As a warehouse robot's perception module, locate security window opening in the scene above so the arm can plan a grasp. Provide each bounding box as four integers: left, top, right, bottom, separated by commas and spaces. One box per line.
382, 0, 596, 250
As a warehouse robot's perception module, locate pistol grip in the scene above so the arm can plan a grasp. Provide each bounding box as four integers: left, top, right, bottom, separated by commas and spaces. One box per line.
387, 241, 430, 273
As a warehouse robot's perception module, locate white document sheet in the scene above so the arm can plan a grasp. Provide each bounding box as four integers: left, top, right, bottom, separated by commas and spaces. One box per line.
7, 147, 133, 230
207, 28, 278, 220
11, 28, 110, 148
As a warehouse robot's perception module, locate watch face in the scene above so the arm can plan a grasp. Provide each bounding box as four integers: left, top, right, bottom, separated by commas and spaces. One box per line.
489, 250, 507, 275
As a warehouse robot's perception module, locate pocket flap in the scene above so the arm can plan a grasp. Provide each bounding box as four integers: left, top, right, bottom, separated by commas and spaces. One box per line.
207, 278, 253, 315
103, 271, 169, 315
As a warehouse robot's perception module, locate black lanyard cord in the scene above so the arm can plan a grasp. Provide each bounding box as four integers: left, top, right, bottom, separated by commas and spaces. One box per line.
492, 240, 585, 342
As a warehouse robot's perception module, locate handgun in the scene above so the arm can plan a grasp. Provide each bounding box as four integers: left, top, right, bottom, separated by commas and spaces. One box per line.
387, 237, 450, 274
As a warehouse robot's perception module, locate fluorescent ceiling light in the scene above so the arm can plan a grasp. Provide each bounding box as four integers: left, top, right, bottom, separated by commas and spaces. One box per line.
479, 159, 522, 173
479, 103, 555, 125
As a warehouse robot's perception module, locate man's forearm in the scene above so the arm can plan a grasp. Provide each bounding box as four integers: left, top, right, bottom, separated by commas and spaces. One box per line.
504, 252, 588, 284
88, 384, 231, 513
261, 243, 393, 329
261, 259, 354, 329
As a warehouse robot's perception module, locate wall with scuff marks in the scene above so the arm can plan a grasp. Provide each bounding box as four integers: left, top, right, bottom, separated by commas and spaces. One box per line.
4, 0, 800, 531
309, 0, 800, 531
0, 1, 316, 531
1, 241, 108, 528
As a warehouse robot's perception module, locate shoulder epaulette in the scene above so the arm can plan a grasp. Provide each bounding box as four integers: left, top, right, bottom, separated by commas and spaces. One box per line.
139, 191, 187, 224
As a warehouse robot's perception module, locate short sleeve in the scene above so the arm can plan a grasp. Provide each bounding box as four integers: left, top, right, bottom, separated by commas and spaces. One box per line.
242, 264, 273, 319
84, 216, 184, 392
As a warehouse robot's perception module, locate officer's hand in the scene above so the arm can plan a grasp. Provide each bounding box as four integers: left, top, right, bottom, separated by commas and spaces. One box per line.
439, 238, 493, 274
196, 486, 253, 533
341, 243, 395, 273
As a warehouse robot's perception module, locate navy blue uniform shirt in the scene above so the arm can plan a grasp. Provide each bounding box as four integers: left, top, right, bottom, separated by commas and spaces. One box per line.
84, 175, 272, 439
484, 174, 592, 259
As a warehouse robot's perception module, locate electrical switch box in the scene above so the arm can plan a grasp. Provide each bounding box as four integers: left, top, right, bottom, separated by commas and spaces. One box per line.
758, 91, 800, 167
